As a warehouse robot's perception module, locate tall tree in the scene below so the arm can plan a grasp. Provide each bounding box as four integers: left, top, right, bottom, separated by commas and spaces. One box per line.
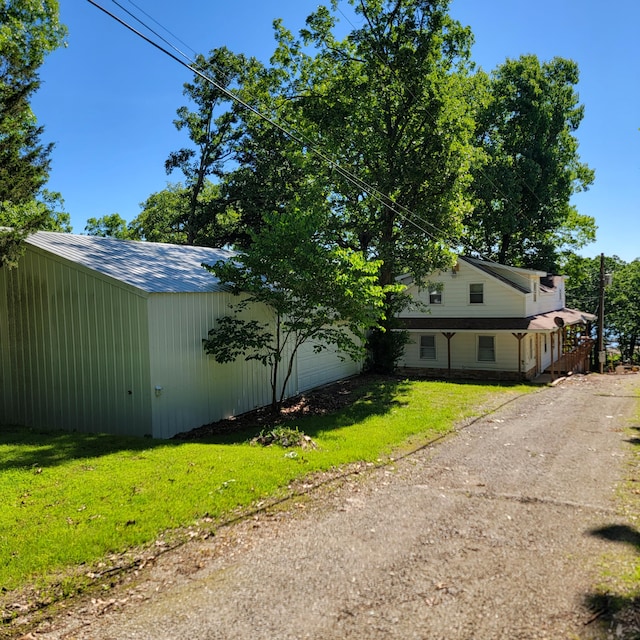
229, 0, 477, 370
165, 48, 253, 245
466, 55, 595, 271
84, 213, 133, 240
0, 0, 67, 267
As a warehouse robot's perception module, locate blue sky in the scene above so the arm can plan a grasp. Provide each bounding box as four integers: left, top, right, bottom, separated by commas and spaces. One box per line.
33, 0, 639, 262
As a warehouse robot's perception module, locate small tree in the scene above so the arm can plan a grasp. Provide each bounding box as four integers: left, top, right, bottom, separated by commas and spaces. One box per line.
202, 207, 396, 412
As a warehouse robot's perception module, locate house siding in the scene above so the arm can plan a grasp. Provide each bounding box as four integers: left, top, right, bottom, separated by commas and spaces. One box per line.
400, 262, 526, 320
400, 331, 520, 373
147, 294, 302, 439
0, 248, 151, 436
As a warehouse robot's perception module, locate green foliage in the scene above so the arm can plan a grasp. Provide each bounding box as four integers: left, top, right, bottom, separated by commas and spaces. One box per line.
166, 48, 254, 245
563, 253, 639, 361
0, 191, 70, 268
252, 426, 315, 448
0, 379, 532, 599
0, 0, 67, 267
203, 207, 395, 411
467, 55, 595, 271
219, 0, 478, 372
84, 213, 133, 240
607, 260, 640, 362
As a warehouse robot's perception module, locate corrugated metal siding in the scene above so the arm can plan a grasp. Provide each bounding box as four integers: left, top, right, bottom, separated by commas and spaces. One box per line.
147, 293, 293, 439
0, 249, 152, 436
296, 339, 361, 393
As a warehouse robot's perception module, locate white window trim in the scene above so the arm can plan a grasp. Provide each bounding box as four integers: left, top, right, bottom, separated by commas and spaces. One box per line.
428, 289, 443, 305
420, 334, 437, 360
469, 283, 484, 304
477, 335, 496, 362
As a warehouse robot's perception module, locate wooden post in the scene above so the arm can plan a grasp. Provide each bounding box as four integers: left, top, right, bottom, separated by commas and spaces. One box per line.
598, 252, 605, 374
512, 333, 527, 378
550, 331, 555, 381
442, 332, 456, 377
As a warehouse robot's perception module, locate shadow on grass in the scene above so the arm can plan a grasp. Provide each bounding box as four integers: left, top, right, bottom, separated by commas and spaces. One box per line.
583, 524, 640, 634
0, 427, 169, 472
0, 375, 532, 469
0, 376, 413, 469
193, 376, 414, 445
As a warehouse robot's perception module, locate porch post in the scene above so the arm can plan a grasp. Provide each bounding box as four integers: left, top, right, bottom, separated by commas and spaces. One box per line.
442, 332, 456, 377
512, 333, 527, 378
550, 331, 555, 381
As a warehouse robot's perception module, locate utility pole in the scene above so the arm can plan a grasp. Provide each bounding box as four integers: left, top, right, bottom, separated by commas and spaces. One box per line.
597, 253, 605, 374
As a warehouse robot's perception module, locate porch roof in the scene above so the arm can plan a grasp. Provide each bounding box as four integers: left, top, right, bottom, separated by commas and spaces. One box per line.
398, 308, 596, 332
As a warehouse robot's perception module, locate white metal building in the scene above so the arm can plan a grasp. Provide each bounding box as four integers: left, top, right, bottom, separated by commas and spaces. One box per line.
0, 232, 360, 438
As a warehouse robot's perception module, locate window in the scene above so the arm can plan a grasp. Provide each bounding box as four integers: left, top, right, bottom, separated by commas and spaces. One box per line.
429, 288, 442, 304
477, 335, 495, 362
469, 283, 484, 304
420, 335, 437, 360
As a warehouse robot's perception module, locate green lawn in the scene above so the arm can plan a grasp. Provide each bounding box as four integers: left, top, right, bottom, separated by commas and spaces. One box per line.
0, 377, 532, 605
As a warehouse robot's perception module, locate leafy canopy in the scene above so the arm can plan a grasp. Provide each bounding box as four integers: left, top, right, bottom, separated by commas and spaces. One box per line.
467, 55, 595, 271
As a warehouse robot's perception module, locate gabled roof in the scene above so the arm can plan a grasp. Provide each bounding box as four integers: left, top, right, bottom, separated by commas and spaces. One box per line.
459, 256, 536, 294
26, 231, 235, 294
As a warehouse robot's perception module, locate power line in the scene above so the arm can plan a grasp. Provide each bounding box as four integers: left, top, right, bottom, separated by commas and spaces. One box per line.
88, 0, 459, 254
89, 0, 557, 275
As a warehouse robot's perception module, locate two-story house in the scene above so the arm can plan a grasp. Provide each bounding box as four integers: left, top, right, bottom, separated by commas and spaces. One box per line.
396, 256, 595, 381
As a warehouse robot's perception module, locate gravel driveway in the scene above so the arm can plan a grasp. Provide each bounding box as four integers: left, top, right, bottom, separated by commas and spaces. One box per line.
33, 373, 640, 639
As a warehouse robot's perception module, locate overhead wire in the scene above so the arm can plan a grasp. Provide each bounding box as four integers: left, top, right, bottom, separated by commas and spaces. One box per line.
88, 0, 454, 253
90, 0, 560, 274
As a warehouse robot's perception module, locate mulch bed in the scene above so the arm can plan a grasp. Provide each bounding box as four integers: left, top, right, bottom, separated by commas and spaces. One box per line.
172, 374, 389, 440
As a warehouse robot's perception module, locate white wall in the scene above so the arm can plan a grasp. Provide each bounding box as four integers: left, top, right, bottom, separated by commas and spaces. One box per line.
399, 261, 526, 319
0, 248, 152, 436
147, 293, 286, 439
296, 339, 361, 393
400, 330, 521, 372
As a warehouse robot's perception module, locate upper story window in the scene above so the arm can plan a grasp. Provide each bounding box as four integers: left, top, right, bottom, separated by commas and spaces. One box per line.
469, 283, 484, 304
420, 335, 437, 360
429, 288, 442, 305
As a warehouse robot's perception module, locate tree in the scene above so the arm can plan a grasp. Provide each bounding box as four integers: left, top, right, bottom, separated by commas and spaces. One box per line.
85, 213, 133, 240
607, 259, 640, 362
563, 252, 636, 362
466, 55, 595, 271
0, 0, 67, 267
228, 0, 477, 371
202, 206, 394, 412
165, 48, 252, 245
0, 190, 70, 268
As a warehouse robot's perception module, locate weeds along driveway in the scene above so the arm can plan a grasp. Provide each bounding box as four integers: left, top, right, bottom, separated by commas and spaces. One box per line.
33, 374, 640, 640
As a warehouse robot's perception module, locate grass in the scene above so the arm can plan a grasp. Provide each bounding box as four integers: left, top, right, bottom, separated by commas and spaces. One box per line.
0, 377, 532, 608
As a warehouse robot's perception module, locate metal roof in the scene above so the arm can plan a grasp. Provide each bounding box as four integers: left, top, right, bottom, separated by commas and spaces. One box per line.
26, 231, 235, 293
459, 256, 532, 294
